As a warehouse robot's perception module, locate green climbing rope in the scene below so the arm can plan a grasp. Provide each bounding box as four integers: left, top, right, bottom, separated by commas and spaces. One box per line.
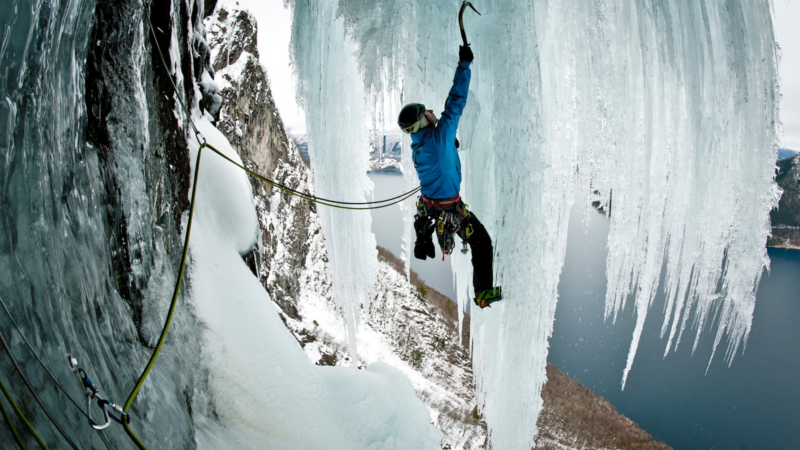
0, 377, 49, 450
120, 10, 422, 450
0, 395, 27, 450
0, 295, 113, 450
121, 141, 204, 450
203, 143, 420, 210
0, 329, 80, 449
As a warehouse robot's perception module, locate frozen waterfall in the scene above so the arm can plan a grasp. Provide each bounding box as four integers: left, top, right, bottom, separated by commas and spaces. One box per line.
290, 0, 780, 448
290, 0, 379, 362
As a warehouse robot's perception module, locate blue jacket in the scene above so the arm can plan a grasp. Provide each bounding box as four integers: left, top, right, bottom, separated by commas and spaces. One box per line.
411, 61, 471, 199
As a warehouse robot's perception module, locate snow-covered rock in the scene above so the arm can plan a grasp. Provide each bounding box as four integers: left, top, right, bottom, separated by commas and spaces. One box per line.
207, 3, 321, 320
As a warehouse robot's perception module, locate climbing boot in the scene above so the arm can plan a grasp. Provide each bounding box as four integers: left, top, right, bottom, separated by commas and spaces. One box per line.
474, 287, 503, 309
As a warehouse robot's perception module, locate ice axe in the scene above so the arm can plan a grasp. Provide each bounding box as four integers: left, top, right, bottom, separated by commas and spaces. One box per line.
459, 1, 481, 46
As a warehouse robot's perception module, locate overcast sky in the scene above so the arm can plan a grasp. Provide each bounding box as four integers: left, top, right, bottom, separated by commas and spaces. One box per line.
240, 0, 799, 149
774, 0, 800, 149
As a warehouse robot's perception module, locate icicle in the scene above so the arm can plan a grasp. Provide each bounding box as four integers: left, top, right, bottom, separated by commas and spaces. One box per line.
289, 0, 379, 363
292, 0, 780, 447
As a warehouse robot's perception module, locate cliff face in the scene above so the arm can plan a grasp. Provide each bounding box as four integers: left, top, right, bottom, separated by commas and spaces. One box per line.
206, 5, 326, 319
769, 154, 800, 249
0, 0, 225, 446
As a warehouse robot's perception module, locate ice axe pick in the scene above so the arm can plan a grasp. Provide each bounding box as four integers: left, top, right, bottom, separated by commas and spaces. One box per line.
459, 1, 481, 47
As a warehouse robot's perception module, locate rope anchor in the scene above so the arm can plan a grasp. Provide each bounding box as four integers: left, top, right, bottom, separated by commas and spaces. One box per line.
69, 356, 130, 430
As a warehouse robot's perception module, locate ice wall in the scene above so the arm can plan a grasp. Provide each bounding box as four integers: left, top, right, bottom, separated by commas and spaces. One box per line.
289, 0, 379, 361
291, 0, 780, 448
0, 0, 202, 446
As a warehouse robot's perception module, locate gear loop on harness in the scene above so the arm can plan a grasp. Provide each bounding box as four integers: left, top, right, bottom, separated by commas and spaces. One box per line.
416, 195, 473, 259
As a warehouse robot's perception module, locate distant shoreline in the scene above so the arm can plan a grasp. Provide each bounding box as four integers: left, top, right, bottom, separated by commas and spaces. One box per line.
368, 167, 403, 174
767, 243, 800, 251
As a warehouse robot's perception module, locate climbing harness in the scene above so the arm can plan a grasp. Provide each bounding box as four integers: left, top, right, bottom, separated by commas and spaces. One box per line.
420, 193, 462, 210
417, 196, 472, 260
458, 1, 481, 47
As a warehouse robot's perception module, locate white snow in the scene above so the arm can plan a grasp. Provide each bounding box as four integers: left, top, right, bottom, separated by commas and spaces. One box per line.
292, 252, 486, 449
185, 116, 442, 449
211, 52, 253, 91
289, 1, 781, 448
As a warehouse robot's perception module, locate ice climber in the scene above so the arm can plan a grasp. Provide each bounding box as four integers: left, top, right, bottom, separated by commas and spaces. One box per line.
397, 44, 502, 309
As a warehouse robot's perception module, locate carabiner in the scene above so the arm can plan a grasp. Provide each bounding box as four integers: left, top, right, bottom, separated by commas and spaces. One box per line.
70, 356, 130, 430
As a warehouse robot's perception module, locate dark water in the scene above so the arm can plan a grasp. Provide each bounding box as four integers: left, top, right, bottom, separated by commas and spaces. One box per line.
550, 201, 800, 450
370, 173, 800, 449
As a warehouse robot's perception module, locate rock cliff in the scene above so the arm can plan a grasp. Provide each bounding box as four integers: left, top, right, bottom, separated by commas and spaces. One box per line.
206, 5, 326, 319
769, 154, 800, 249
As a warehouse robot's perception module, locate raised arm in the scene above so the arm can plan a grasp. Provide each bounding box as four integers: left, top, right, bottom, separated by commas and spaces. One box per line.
435, 47, 473, 147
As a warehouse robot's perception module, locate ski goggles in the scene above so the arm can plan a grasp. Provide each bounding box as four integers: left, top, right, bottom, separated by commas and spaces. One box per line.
400, 104, 426, 134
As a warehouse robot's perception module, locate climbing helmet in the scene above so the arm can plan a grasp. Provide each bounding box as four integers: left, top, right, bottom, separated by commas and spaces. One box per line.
398, 103, 426, 134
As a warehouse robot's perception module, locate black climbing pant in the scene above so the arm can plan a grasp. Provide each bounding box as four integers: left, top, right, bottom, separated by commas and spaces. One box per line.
413, 202, 494, 296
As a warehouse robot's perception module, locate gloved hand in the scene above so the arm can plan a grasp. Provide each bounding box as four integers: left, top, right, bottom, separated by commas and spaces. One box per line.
459, 45, 474, 63
413, 215, 436, 260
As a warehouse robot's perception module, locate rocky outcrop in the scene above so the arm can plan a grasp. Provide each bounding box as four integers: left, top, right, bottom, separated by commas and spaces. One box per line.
768, 154, 800, 249
208, 7, 258, 73
368, 248, 483, 448
85, 0, 195, 340
537, 364, 671, 450
5, 0, 218, 446
206, 4, 323, 321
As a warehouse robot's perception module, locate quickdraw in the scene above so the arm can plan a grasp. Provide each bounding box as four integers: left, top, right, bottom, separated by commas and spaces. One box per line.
416, 196, 428, 217
69, 356, 130, 431
436, 210, 460, 258
457, 204, 473, 254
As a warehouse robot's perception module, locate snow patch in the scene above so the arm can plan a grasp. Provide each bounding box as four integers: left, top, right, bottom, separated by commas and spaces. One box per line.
186, 116, 442, 449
